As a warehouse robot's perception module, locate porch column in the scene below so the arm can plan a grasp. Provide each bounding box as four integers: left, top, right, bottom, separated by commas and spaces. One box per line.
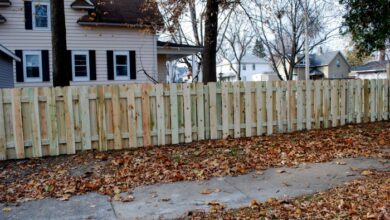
168, 61, 174, 83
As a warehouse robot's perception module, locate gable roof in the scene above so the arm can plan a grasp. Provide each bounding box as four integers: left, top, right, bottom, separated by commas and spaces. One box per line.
74, 0, 163, 29
352, 60, 389, 72
296, 51, 349, 68
241, 54, 268, 64
0, 44, 21, 61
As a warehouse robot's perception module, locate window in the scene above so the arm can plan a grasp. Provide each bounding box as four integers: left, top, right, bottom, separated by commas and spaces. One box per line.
32, 1, 50, 30
252, 64, 256, 71
23, 51, 42, 82
72, 51, 90, 81
336, 58, 341, 67
114, 51, 130, 80
242, 64, 246, 71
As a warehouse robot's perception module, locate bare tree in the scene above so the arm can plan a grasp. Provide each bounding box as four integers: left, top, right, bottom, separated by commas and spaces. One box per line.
220, 11, 255, 81
157, 0, 240, 83
242, 0, 339, 80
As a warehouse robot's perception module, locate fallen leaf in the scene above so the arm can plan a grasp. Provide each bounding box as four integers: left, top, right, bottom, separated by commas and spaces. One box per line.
200, 188, 212, 195
361, 170, 373, 176
277, 169, 286, 173
2, 207, 11, 213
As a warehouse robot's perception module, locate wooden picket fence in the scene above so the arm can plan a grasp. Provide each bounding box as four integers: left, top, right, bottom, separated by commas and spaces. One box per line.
0, 79, 389, 160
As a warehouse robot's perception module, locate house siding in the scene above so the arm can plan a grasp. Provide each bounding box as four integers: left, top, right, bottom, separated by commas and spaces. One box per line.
0, 56, 14, 88
327, 54, 350, 79
0, 0, 158, 87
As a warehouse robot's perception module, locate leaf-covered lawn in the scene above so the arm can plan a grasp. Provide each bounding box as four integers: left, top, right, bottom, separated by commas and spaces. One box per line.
0, 122, 389, 203
188, 171, 390, 219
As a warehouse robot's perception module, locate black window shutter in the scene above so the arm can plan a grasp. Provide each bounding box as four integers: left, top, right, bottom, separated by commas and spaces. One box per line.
107, 51, 114, 80
67, 50, 72, 81
130, 51, 136, 80
41, 50, 50, 82
89, 50, 96, 80
24, 1, 32, 30
15, 50, 24, 83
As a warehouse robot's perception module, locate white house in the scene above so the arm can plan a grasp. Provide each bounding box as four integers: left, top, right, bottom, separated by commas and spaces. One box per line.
351, 61, 389, 80
217, 54, 279, 82
0, 0, 202, 87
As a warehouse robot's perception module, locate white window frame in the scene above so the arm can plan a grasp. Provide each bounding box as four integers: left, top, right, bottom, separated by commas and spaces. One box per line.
72, 51, 90, 82
23, 51, 43, 83
113, 51, 130, 80
32, 0, 51, 31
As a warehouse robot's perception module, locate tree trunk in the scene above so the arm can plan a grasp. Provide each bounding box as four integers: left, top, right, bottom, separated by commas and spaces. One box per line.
202, 0, 218, 83
51, 0, 69, 87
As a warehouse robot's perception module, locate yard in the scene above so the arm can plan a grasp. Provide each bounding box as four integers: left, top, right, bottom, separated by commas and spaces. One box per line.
0, 121, 389, 207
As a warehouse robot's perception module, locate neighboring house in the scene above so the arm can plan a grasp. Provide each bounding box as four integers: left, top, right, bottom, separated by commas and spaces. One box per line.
351, 61, 389, 80
0, 0, 201, 87
0, 44, 20, 88
277, 51, 351, 80
217, 54, 279, 82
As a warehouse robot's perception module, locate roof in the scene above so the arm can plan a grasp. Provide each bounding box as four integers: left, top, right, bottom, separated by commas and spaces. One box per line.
218, 53, 269, 66
0, 0, 11, 7
70, 0, 94, 9
352, 60, 389, 72
0, 44, 21, 61
75, 0, 163, 29
297, 51, 344, 68
241, 54, 268, 64
0, 14, 5, 23
157, 41, 203, 49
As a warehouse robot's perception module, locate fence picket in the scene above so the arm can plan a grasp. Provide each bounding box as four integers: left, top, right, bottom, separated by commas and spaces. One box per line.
266, 81, 273, 135
196, 83, 205, 140
79, 86, 92, 150
170, 84, 179, 144
141, 84, 152, 146
183, 84, 192, 143
370, 80, 376, 122
306, 80, 312, 130
245, 82, 253, 137
221, 82, 229, 139
209, 83, 218, 139
156, 84, 166, 145
256, 82, 264, 135
64, 87, 75, 155
30, 88, 42, 157
233, 82, 241, 138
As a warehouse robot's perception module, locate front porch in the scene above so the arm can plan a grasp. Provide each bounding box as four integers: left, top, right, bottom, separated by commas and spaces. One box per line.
157, 41, 203, 83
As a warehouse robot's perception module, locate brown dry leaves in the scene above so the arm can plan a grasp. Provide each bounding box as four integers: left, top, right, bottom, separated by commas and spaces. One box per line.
188, 171, 390, 219
0, 122, 389, 203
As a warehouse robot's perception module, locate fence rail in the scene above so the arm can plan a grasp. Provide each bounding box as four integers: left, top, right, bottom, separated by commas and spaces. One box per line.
0, 79, 389, 160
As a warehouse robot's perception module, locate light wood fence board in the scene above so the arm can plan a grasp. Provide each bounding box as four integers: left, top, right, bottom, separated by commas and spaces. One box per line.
170, 84, 179, 144
196, 83, 205, 140
221, 82, 229, 139
245, 82, 253, 137
233, 82, 241, 138
209, 83, 218, 139
183, 84, 192, 143
156, 84, 166, 145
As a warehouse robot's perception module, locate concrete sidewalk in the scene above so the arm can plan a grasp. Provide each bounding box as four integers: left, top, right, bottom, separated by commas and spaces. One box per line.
1, 157, 389, 220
